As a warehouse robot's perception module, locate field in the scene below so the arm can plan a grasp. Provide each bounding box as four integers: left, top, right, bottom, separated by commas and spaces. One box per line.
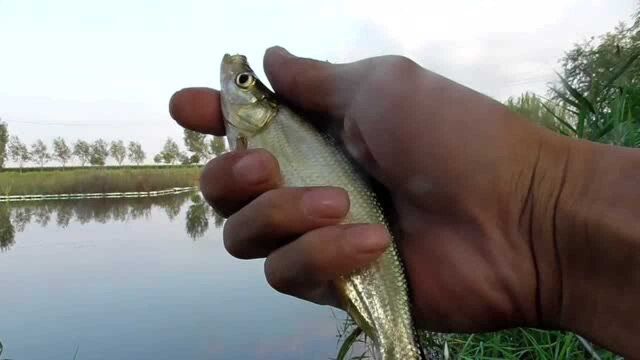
0, 166, 201, 195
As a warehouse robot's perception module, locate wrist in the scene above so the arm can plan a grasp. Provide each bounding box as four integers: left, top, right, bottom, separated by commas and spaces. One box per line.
551, 139, 640, 356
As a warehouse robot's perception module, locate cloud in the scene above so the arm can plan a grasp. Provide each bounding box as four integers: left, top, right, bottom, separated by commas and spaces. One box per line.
334, 0, 637, 100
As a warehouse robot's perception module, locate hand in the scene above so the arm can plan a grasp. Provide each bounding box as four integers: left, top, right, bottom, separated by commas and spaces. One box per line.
169, 47, 571, 333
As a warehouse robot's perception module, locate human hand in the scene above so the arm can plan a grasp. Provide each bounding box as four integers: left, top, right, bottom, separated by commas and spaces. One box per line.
169, 47, 572, 333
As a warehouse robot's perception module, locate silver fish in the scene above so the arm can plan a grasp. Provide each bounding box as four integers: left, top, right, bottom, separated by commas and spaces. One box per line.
220, 54, 423, 360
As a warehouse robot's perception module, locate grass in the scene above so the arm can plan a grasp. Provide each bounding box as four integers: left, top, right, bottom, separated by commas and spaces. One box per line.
334, 315, 621, 360
0, 166, 201, 195
429, 330, 620, 360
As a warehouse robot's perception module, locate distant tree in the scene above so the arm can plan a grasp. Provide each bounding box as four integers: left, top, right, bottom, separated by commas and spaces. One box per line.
183, 129, 208, 163
159, 138, 180, 164
8, 136, 30, 170
189, 153, 201, 164
177, 152, 190, 165
52, 137, 72, 168
0, 120, 8, 168
30, 139, 51, 168
89, 139, 109, 166
153, 154, 162, 164
209, 136, 227, 157
109, 140, 127, 165
127, 141, 146, 165
73, 140, 92, 166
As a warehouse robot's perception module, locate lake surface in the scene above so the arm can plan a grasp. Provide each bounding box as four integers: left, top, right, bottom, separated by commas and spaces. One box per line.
0, 193, 349, 360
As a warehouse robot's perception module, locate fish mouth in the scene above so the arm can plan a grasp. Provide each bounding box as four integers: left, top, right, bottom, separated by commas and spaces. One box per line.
223, 54, 247, 64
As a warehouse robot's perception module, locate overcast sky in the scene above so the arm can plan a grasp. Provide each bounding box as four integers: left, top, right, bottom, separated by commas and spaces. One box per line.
1, 0, 637, 164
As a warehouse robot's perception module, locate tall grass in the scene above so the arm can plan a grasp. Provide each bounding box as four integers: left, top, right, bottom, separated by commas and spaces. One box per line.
0, 167, 200, 195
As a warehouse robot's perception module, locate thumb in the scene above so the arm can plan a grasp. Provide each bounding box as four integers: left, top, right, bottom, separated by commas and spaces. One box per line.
263, 46, 368, 118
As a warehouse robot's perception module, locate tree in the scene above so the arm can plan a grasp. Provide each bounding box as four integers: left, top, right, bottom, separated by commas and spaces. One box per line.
30, 139, 50, 168
0, 120, 8, 169
73, 140, 92, 166
52, 137, 72, 168
127, 141, 146, 165
89, 139, 109, 166
159, 138, 180, 164
557, 21, 640, 118
153, 154, 162, 164
547, 10, 640, 146
183, 129, 208, 163
209, 136, 227, 157
8, 136, 30, 170
177, 152, 191, 165
109, 140, 127, 165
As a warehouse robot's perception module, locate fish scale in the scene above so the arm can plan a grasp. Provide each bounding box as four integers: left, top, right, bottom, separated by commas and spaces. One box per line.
220, 54, 424, 360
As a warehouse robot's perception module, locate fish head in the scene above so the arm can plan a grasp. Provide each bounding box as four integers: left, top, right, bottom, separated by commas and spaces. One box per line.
220, 54, 278, 149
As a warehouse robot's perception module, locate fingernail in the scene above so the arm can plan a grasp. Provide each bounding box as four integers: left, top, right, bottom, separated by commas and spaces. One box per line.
302, 188, 349, 219
232, 151, 271, 186
345, 225, 390, 254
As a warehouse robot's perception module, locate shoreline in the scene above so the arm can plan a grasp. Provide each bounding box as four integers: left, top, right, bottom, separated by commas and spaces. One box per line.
0, 187, 198, 203
0, 167, 200, 197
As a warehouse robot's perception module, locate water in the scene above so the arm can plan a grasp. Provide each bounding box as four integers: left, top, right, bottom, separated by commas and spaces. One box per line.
0, 193, 349, 360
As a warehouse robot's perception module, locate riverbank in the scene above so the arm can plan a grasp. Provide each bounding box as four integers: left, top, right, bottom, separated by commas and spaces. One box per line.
0, 166, 201, 196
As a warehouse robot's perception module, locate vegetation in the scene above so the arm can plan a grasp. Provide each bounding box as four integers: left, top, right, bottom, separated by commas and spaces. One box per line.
30, 139, 51, 168
73, 139, 92, 166
52, 137, 72, 168
508, 11, 640, 147
0, 167, 200, 196
183, 129, 209, 163
89, 139, 109, 166
127, 141, 146, 165
7, 136, 30, 169
109, 140, 127, 165
0, 120, 7, 168
1, 129, 225, 169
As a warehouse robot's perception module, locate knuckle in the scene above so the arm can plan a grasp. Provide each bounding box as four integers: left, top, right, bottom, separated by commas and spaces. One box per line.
380, 55, 418, 74
369, 56, 419, 89
255, 189, 287, 226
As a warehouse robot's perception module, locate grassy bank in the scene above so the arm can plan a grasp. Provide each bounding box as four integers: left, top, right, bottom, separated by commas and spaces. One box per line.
0, 167, 201, 195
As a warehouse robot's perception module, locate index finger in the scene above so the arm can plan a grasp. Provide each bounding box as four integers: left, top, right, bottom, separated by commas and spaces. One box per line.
169, 87, 226, 136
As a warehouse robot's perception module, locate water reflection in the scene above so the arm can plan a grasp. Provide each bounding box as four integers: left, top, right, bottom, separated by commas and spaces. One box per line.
0, 192, 225, 251
0, 206, 16, 251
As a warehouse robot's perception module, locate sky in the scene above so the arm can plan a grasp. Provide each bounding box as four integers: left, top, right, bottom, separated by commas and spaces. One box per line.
0, 0, 638, 165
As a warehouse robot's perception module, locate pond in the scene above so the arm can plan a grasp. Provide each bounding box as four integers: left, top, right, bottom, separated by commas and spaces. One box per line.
0, 193, 349, 360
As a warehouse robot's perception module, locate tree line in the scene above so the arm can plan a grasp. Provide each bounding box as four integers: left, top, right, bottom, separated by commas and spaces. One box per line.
154, 130, 227, 166
0, 124, 226, 169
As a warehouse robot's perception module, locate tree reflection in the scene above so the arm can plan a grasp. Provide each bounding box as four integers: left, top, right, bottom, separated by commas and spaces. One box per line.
184, 194, 226, 239
0, 206, 16, 252
186, 194, 208, 239
0, 191, 228, 252
56, 205, 73, 228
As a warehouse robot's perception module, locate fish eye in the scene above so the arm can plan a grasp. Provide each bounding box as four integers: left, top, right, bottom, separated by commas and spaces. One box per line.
235, 72, 254, 88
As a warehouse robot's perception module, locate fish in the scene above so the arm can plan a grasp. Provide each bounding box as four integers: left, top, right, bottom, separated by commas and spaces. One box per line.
219, 54, 424, 360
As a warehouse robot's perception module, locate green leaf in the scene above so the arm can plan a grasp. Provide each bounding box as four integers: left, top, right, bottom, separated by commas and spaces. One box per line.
555, 71, 597, 114
550, 87, 581, 110
594, 120, 616, 140
337, 327, 364, 360
541, 102, 578, 135
577, 110, 588, 139
601, 52, 640, 94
